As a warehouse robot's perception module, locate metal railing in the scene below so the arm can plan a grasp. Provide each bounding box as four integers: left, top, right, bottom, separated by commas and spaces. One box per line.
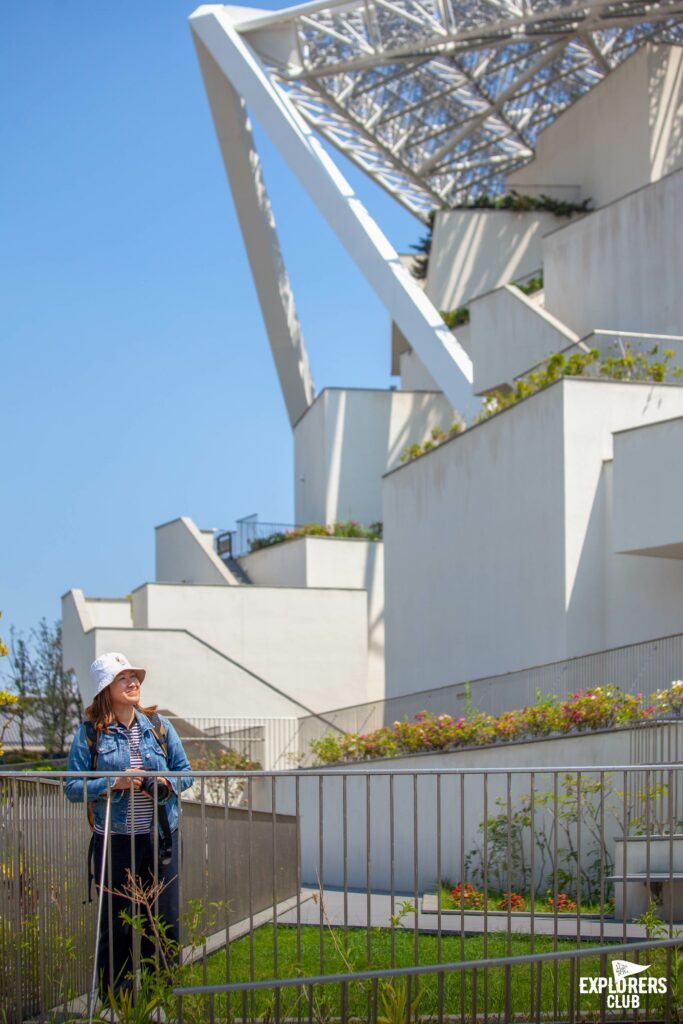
2, 764, 683, 1022
226, 514, 302, 559
175, 937, 683, 1023
165, 716, 302, 772
297, 629, 683, 753
0, 715, 303, 772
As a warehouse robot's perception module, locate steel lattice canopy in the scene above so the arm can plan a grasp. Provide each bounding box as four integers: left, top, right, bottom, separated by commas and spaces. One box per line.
234, 0, 683, 218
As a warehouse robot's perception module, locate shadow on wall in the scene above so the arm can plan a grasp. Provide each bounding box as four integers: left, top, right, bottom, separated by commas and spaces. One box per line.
567, 449, 683, 658
428, 212, 548, 311
649, 46, 683, 181
327, 391, 454, 523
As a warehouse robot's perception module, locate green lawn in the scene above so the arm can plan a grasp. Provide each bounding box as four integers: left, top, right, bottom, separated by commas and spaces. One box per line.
174, 924, 645, 1021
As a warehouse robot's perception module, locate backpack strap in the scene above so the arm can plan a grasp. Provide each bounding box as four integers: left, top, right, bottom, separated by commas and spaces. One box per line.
83, 721, 98, 769
145, 713, 173, 866
82, 721, 98, 903
83, 722, 98, 831
148, 712, 169, 762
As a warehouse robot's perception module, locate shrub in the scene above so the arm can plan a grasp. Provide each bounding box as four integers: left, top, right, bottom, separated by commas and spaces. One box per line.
449, 882, 485, 910
546, 892, 578, 913
497, 891, 525, 912
400, 423, 464, 463
400, 344, 683, 465
309, 682, 681, 765
516, 273, 544, 295
250, 521, 382, 552
440, 307, 470, 328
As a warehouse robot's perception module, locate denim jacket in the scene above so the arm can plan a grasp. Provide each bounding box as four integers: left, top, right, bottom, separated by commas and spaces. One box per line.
65, 710, 193, 835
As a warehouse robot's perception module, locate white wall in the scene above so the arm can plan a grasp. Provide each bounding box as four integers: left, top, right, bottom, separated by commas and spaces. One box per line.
240, 536, 386, 700
383, 378, 683, 698
468, 285, 579, 394
85, 598, 133, 628
239, 537, 308, 588
304, 539, 384, 702
613, 416, 683, 558
61, 590, 97, 698
63, 578, 369, 715
399, 323, 471, 392
130, 581, 369, 713
426, 209, 559, 312
61, 599, 303, 716
156, 517, 236, 586
562, 382, 683, 658
294, 388, 455, 525
508, 46, 683, 209
543, 168, 683, 338
384, 379, 567, 696
251, 727, 654, 890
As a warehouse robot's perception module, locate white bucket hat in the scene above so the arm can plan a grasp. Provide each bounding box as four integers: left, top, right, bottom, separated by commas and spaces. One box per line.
90, 652, 147, 696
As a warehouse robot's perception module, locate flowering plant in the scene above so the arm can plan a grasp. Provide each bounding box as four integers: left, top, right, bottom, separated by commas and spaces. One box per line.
652, 680, 683, 717
309, 682, 681, 765
497, 891, 525, 912
250, 521, 382, 551
449, 882, 485, 910
546, 892, 578, 913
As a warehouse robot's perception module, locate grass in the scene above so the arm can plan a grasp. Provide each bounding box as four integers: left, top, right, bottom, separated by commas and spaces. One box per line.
174, 924, 634, 1021
438, 883, 613, 917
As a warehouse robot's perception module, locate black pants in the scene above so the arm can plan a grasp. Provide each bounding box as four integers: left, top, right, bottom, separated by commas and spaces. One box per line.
93, 829, 180, 998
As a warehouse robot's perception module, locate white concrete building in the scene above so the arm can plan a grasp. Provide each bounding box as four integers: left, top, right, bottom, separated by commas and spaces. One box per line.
63, 517, 379, 717
63, 6, 683, 729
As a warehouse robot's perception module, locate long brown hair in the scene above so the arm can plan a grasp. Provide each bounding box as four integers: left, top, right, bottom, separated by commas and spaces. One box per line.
84, 685, 158, 732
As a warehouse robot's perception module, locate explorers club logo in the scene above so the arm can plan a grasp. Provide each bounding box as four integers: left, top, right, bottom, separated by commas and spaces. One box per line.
580, 959, 668, 1010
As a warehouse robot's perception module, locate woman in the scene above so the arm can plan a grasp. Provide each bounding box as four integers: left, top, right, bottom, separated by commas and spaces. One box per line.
66, 651, 193, 999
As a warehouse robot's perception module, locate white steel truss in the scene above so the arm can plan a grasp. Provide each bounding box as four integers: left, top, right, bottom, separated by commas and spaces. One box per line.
235, 0, 683, 218
190, 0, 681, 416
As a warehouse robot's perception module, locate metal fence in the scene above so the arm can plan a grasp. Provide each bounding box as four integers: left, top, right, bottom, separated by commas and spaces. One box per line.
3, 763, 683, 1021
0, 715, 302, 773
175, 937, 683, 1024
226, 515, 301, 558
297, 629, 683, 755
165, 716, 302, 772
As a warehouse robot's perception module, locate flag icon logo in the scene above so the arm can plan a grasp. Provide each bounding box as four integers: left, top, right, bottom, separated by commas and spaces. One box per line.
612, 960, 650, 980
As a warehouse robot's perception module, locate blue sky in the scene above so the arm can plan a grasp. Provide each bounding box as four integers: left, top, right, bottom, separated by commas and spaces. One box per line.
1, 1, 421, 638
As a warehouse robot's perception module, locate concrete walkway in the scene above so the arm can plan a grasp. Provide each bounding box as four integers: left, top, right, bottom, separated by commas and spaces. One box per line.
277, 887, 650, 941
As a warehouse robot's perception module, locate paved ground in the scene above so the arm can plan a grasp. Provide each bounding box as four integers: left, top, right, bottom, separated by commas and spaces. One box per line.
276, 887, 649, 940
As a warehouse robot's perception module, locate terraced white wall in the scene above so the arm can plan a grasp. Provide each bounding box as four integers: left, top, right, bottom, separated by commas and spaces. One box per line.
508, 45, 683, 209
383, 378, 683, 698
543, 169, 683, 339
294, 388, 455, 526
426, 209, 558, 313
241, 536, 385, 701
613, 416, 683, 558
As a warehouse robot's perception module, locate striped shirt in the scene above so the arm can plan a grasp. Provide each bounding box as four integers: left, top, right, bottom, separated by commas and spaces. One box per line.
95, 720, 155, 835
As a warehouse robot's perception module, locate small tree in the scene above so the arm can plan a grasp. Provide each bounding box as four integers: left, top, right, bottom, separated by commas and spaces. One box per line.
30, 620, 82, 755
0, 610, 21, 759
5, 628, 35, 751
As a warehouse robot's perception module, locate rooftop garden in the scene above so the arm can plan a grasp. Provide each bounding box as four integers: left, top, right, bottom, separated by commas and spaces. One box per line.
309, 681, 683, 765
249, 520, 382, 553
411, 195, 590, 280
400, 343, 683, 463
437, 273, 543, 332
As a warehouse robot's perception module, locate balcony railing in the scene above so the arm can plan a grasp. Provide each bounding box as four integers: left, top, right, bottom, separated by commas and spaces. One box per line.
216, 514, 303, 561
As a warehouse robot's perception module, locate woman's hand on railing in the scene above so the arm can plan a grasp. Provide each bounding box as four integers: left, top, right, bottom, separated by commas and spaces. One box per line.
111, 769, 144, 791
